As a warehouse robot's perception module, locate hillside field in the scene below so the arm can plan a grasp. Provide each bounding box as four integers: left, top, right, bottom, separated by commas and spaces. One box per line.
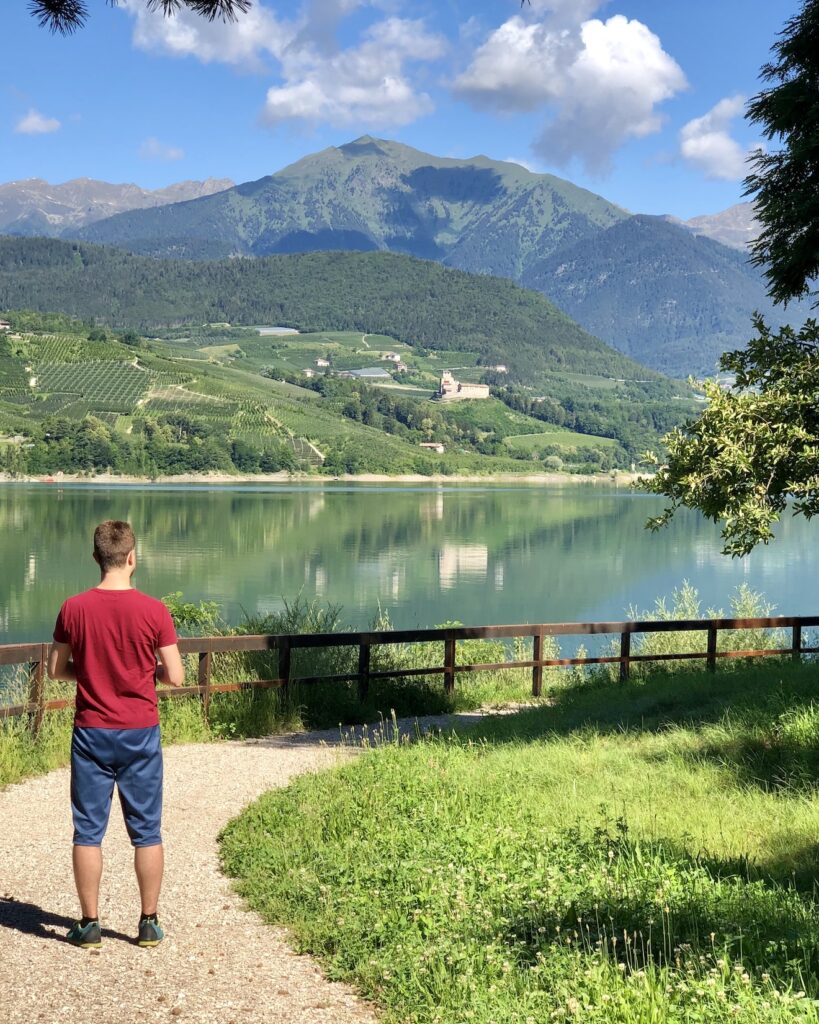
0, 315, 631, 477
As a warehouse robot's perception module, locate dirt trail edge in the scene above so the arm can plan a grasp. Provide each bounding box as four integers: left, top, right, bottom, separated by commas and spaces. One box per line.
0, 707, 518, 1024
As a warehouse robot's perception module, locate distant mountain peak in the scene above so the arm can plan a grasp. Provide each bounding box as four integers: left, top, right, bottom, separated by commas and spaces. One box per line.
338, 136, 389, 157
675, 201, 760, 251
0, 176, 235, 238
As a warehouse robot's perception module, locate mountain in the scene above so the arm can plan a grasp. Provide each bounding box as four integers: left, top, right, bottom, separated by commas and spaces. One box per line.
42, 137, 781, 378
683, 202, 759, 251
0, 236, 657, 383
0, 177, 234, 237
522, 214, 798, 377
74, 136, 627, 276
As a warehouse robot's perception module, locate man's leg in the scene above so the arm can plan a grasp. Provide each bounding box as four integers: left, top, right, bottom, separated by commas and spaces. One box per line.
70, 728, 115, 926
72, 845, 103, 918
116, 725, 164, 932
134, 844, 164, 916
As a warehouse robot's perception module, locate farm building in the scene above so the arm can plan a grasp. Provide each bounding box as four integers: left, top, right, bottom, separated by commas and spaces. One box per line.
437, 370, 489, 402
0, 320, 11, 331
420, 442, 445, 454
315, 358, 331, 367
381, 352, 402, 362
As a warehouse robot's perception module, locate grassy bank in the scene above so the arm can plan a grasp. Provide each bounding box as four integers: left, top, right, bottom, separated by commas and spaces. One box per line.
220, 657, 819, 1024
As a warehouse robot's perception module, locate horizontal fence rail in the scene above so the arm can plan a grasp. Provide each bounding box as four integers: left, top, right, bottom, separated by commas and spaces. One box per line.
2, 616, 818, 735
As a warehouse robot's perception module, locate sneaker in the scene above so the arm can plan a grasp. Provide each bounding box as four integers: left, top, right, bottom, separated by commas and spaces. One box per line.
66, 919, 102, 948
137, 916, 165, 948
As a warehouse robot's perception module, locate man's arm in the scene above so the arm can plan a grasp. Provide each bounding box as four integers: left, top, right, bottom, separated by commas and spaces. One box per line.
156, 644, 185, 687
48, 641, 76, 682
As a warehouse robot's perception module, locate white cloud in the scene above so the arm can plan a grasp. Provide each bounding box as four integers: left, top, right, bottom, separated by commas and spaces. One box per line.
15, 108, 61, 135
139, 137, 185, 161
123, 0, 294, 69
454, 13, 686, 175
120, 2, 445, 129
263, 18, 447, 127
679, 95, 751, 180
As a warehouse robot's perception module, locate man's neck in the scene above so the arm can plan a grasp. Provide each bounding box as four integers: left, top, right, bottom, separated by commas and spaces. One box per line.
96, 573, 134, 591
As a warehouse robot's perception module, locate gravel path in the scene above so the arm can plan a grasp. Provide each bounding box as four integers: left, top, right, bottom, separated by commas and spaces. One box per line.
0, 709, 504, 1024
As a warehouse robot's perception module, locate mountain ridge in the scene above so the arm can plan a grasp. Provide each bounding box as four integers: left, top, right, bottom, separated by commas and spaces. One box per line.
1, 138, 785, 377
0, 177, 235, 237
74, 136, 628, 278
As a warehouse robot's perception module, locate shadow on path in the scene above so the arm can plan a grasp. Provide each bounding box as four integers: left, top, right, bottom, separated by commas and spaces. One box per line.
0, 896, 132, 944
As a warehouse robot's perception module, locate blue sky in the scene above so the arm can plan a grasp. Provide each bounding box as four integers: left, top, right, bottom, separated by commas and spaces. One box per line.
1, 0, 800, 219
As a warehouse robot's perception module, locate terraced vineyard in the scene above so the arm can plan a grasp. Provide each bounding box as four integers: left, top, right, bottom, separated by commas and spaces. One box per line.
24, 333, 125, 364
34, 360, 151, 409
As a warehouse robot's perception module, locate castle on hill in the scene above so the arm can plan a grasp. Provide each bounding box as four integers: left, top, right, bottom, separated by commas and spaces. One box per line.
437, 370, 489, 402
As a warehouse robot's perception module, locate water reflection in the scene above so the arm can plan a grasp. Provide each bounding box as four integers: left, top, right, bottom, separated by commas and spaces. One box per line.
0, 483, 817, 644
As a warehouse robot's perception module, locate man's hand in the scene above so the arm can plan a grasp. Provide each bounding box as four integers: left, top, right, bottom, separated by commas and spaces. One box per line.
156, 644, 185, 688
48, 641, 76, 682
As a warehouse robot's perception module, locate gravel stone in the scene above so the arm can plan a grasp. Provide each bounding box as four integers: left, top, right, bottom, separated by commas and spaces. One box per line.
0, 708, 510, 1023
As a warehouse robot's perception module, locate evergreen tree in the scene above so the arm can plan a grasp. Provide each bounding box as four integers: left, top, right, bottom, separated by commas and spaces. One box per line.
745, 0, 819, 305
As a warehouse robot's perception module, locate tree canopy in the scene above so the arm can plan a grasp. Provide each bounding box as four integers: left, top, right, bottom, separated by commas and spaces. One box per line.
29, 0, 251, 34
745, 0, 819, 307
643, 0, 819, 554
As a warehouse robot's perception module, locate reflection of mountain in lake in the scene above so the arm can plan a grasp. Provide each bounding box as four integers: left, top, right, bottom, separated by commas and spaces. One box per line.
1, 484, 817, 644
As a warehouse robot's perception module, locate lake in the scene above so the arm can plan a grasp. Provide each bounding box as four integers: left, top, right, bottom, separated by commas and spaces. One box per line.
1, 482, 817, 646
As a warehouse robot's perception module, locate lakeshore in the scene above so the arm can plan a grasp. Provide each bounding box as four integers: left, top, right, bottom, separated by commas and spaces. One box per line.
0, 470, 644, 486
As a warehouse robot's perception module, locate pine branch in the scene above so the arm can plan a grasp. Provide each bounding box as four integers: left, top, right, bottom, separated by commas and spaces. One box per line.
29, 0, 252, 33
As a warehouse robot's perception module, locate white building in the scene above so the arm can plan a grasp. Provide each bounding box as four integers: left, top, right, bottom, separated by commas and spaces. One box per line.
0, 320, 10, 332
437, 370, 489, 401
315, 358, 331, 367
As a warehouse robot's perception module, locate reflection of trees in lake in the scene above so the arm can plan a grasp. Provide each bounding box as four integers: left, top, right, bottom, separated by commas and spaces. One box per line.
0, 484, 768, 643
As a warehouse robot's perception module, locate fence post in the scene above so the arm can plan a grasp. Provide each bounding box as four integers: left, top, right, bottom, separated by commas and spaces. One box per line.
27, 643, 47, 738
198, 647, 212, 718
532, 628, 544, 697
278, 637, 291, 707
619, 632, 631, 682
707, 623, 718, 673
358, 642, 370, 703
444, 638, 456, 696
792, 623, 802, 664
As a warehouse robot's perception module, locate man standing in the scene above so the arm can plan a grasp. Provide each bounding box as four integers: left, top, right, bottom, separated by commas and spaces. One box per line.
48, 520, 184, 949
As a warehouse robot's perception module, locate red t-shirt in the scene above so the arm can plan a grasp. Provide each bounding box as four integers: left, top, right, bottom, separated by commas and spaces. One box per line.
53, 588, 177, 729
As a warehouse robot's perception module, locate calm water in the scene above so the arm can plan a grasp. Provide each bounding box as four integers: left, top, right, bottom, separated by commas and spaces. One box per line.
1, 482, 817, 646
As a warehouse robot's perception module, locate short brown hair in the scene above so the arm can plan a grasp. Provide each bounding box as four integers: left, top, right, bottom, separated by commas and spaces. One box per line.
93, 520, 136, 572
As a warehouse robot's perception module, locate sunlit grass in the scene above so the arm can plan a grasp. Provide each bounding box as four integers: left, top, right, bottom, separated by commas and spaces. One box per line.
220, 658, 819, 1024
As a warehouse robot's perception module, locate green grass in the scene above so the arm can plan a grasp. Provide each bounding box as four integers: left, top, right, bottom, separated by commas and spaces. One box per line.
220, 658, 819, 1024
505, 429, 619, 451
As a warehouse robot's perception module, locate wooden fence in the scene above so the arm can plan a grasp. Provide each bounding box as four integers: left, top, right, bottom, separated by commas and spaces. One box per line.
2, 615, 818, 736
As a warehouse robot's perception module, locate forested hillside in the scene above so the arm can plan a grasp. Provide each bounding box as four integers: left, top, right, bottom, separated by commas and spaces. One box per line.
0, 236, 657, 382
523, 215, 803, 376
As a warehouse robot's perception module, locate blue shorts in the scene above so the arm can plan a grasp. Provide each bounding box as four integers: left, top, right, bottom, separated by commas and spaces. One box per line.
71, 725, 163, 847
